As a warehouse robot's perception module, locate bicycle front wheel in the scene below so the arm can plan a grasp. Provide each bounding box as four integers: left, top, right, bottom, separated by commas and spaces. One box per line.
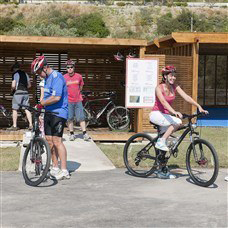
186, 139, 219, 187
107, 106, 130, 130
22, 137, 51, 186
123, 133, 157, 177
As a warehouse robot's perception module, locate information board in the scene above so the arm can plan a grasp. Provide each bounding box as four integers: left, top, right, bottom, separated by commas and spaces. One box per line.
125, 58, 159, 108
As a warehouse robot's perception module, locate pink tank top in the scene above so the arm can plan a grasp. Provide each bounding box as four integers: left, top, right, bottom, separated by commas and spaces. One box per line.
152, 84, 176, 114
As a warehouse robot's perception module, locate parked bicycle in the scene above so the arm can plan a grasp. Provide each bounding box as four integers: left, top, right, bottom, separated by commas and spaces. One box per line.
19, 104, 57, 186
81, 91, 130, 131
0, 98, 27, 127
123, 113, 219, 187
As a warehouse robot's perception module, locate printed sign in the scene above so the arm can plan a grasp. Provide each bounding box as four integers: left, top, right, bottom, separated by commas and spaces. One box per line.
125, 58, 159, 108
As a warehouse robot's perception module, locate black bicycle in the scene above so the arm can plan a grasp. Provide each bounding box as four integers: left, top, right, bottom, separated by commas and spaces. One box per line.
20, 104, 56, 186
0, 98, 27, 127
123, 113, 219, 187
82, 91, 130, 131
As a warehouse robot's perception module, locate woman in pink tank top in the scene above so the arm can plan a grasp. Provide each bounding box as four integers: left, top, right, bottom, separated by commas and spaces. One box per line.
149, 66, 208, 178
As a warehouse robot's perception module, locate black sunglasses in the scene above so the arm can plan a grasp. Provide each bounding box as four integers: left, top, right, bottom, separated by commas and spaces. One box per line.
67, 66, 74, 69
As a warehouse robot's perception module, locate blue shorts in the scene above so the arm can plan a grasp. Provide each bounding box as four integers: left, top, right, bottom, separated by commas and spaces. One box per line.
68, 102, 85, 122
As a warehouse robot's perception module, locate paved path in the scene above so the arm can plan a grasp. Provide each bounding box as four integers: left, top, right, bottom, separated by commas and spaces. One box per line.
1, 169, 227, 228
19, 133, 115, 172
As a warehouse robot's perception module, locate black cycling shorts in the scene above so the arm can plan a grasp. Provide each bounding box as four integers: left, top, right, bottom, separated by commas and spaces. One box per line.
44, 114, 66, 137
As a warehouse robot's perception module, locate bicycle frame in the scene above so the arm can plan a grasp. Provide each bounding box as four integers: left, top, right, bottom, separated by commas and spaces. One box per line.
84, 97, 115, 121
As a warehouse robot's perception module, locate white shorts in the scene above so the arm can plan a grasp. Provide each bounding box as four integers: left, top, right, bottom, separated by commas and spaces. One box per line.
149, 111, 182, 133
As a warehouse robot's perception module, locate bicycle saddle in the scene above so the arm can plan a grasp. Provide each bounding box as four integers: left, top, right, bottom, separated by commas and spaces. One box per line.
149, 121, 161, 130
82, 91, 92, 96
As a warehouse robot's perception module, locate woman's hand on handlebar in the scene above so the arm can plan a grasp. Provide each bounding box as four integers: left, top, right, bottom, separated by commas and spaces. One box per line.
198, 106, 209, 115
173, 111, 183, 119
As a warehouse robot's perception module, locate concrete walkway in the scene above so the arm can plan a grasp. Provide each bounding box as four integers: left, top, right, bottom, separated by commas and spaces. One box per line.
1, 169, 227, 227
18, 132, 115, 172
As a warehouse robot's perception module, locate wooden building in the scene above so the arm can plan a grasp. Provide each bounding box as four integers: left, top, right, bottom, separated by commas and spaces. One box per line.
0, 35, 147, 134
143, 32, 228, 131
0, 32, 227, 138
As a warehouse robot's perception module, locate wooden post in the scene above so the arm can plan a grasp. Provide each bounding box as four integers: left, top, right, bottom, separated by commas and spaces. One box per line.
134, 46, 146, 133
192, 38, 199, 114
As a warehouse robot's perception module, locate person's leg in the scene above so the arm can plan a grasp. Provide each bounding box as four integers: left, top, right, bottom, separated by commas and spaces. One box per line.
53, 136, 67, 170
76, 102, 90, 141
25, 109, 33, 128
12, 94, 21, 128
80, 120, 86, 132
150, 111, 182, 151
68, 103, 75, 140
45, 135, 59, 168
23, 94, 32, 128
12, 109, 18, 127
51, 117, 70, 180
44, 114, 59, 168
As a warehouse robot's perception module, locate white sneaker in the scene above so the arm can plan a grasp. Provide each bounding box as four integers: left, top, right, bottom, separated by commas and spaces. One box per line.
156, 170, 176, 179
155, 138, 169, 151
50, 167, 60, 176
225, 176, 228, 181
83, 133, 91, 141
54, 170, 71, 180
69, 134, 75, 141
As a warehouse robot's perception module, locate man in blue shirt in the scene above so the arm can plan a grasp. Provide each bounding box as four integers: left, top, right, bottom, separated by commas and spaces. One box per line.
31, 56, 70, 180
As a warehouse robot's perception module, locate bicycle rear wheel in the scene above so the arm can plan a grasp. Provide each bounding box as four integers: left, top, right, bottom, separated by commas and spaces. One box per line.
123, 133, 157, 177
22, 137, 51, 186
107, 106, 130, 130
186, 139, 219, 187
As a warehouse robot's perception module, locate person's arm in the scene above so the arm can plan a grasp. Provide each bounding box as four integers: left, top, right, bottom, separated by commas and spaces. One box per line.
41, 96, 60, 106
156, 85, 182, 118
41, 75, 63, 106
11, 80, 16, 91
40, 87, 44, 101
26, 74, 31, 88
79, 75, 84, 91
176, 86, 208, 113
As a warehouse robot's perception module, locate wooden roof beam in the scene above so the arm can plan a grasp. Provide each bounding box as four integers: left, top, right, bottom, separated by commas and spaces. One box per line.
171, 32, 228, 44
0, 35, 147, 47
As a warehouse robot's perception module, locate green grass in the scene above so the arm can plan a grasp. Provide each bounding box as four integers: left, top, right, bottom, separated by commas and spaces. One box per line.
0, 127, 227, 171
0, 147, 20, 171
97, 127, 228, 168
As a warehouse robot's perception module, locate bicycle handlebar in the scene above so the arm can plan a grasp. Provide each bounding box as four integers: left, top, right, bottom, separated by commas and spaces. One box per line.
182, 112, 206, 120
19, 104, 59, 115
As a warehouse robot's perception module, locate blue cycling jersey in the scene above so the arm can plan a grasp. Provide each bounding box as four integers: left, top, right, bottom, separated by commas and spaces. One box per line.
44, 70, 68, 120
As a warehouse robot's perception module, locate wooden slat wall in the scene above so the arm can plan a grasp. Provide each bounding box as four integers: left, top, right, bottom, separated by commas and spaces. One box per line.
0, 49, 36, 127
142, 54, 193, 132
68, 50, 126, 106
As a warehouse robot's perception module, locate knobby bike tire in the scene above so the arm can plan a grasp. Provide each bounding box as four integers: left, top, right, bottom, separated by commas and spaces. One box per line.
22, 137, 51, 186
186, 139, 219, 187
123, 133, 157, 177
107, 106, 130, 130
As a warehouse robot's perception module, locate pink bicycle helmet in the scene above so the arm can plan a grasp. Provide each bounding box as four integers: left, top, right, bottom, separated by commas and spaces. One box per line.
65, 59, 75, 67
31, 56, 47, 74
161, 65, 176, 76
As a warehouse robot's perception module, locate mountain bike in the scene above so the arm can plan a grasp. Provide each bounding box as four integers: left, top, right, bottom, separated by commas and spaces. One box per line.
123, 113, 219, 187
82, 91, 130, 131
19, 104, 57, 186
0, 98, 28, 127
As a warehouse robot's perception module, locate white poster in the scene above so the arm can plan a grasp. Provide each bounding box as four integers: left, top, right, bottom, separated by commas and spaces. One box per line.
125, 58, 158, 108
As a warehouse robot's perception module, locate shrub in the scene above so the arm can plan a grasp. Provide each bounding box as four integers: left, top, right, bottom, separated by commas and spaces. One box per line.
8, 24, 78, 37
0, 17, 19, 34
70, 13, 110, 38
116, 2, 126, 7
